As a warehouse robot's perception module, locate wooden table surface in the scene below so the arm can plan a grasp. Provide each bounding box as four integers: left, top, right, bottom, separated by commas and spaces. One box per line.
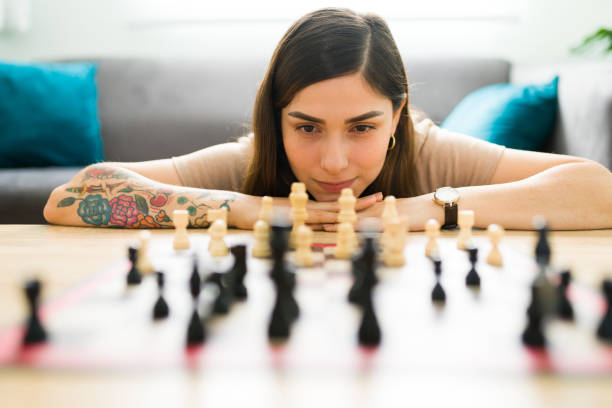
0, 224, 611, 408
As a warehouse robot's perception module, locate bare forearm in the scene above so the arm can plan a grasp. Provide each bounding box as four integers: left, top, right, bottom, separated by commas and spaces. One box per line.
43, 164, 248, 228
403, 162, 612, 231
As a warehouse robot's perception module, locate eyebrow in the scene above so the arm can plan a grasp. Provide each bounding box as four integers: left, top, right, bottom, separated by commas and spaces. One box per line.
287, 110, 384, 124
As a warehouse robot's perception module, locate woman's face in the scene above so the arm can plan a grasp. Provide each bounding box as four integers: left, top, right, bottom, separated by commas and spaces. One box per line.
281, 72, 404, 202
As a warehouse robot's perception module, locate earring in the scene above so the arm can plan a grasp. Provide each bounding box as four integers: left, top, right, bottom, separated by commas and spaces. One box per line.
388, 134, 396, 151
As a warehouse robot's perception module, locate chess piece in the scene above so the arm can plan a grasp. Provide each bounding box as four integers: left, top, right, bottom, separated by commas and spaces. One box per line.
457, 210, 474, 250
465, 246, 481, 287
381, 195, 399, 251
126, 245, 142, 285
268, 224, 299, 340
533, 216, 551, 266
338, 188, 358, 249
172, 209, 190, 250
383, 218, 407, 267
252, 219, 271, 258
187, 260, 206, 345
208, 219, 229, 257
431, 257, 446, 303
289, 182, 308, 249
357, 237, 381, 346
230, 245, 248, 300
596, 279, 612, 342
22, 279, 47, 345
486, 224, 504, 267
556, 270, 574, 320
136, 230, 154, 275
522, 284, 546, 348
258, 196, 274, 224
294, 225, 314, 267
425, 218, 440, 258
335, 222, 356, 259
207, 207, 228, 225
152, 271, 170, 320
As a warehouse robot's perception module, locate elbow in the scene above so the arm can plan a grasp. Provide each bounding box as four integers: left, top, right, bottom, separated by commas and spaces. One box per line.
43, 185, 64, 225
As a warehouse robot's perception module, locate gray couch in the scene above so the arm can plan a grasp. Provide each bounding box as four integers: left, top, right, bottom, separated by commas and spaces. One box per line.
1, 57, 610, 224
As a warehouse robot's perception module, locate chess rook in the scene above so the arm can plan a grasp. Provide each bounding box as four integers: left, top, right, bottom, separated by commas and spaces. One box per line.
172, 209, 190, 250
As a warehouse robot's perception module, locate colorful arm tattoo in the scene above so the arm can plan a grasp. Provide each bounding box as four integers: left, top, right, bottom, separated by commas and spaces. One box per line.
57, 165, 236, 228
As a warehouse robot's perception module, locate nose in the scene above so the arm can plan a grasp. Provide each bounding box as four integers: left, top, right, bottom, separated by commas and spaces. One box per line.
319, 135, 349, 175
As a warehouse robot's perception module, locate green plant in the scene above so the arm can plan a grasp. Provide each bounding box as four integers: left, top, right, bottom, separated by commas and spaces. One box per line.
571, 28, 612, 55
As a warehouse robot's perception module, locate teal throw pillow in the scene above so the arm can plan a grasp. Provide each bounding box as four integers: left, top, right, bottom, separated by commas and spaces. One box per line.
441, 76, 559, 151
0, 60, 103, 167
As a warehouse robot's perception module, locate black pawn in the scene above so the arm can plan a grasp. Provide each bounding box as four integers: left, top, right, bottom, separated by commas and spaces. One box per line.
465, 246, 481, 287
126, 246, 142, 285
522, 285, 546, 348
187, 258, 206, 345
23, 279, 47, 345
534, 220, 551, 266
230, 245, 248, 300
596, 279, 612, 343
206, 272, 233, 315
431, 257, 446, 303
556, 270, 574, 321
357, 237, 381, 346
153, 271, 169, 320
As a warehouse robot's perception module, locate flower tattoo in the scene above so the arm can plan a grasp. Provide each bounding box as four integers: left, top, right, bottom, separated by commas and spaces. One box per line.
77, 195, 111, 226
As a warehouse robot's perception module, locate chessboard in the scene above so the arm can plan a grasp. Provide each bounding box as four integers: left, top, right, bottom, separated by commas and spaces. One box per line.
1, 228, 610, 375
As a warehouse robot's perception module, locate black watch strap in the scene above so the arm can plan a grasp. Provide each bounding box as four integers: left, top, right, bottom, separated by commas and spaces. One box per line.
441, 203, 458, 230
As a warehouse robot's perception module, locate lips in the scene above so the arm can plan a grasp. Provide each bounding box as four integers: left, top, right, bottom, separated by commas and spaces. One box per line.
315, 178, 355, 193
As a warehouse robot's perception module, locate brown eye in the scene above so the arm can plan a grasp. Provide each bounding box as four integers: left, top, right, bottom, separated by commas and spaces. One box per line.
353, 124, 375, 134
297, 125, 316, 133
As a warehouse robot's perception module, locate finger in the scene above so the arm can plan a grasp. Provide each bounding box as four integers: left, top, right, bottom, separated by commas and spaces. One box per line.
355, 192, 383, 211
323, 223, 338, 232
307, 201, 339, 212
306, 209, 339, 224
307, 223, 325, 231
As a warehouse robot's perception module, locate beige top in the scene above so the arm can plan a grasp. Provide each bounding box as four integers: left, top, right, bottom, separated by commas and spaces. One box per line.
171, 118, 505, 197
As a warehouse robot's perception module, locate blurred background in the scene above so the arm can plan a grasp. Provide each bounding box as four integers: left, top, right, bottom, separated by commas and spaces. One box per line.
0, 0, 610, 63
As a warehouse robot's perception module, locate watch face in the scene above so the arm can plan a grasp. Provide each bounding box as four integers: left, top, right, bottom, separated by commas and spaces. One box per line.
435, 187, 459, 203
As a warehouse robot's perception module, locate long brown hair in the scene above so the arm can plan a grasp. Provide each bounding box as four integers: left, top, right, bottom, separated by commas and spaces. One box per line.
242, 7, 417, 198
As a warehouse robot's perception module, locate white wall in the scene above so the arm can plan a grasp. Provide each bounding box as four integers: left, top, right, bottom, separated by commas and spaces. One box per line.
0, 0, 610, 63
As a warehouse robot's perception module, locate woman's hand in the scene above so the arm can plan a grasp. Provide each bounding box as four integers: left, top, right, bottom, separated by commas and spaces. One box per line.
321, 194, 442, 232
232, 192, 383, 230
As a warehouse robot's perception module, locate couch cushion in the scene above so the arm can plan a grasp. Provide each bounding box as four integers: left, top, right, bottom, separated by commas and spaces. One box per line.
404, 57, 511, 124
0, 167, 81, 224
0, 61, 103, 167
440, 76, 558, 151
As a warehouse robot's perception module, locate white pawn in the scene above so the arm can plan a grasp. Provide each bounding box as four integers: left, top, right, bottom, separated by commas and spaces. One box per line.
289, 182, 308, 249
172, 209, 190, 250
294, 225, 314, 267
208, 219, 229, 257
425, 218, 440, 258
487, 224, 504, 267
457, 210, 474, 250
252, 219, 271, 258
383, 218, 407, 267
335, 222, 356, 259
136, 230, 154, 275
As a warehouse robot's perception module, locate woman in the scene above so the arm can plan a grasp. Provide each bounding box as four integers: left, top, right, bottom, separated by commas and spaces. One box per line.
44, 8, 612, 231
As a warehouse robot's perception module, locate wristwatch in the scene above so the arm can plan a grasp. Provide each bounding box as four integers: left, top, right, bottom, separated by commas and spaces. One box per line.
433, 187, 460, 230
